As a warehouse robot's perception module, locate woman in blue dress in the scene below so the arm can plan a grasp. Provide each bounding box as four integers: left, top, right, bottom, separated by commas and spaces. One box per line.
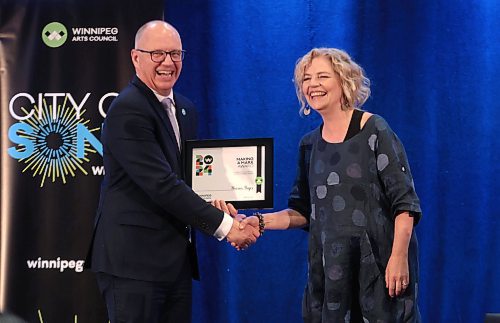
233, 48, 422, 322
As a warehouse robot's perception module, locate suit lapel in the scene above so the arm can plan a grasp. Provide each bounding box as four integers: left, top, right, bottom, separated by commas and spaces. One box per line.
131, 76, 181, 161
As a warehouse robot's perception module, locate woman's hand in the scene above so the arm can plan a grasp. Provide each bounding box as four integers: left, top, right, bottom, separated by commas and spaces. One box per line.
386, 211, 414, 297
385, 253, 410, 297
211, 199, 242, 219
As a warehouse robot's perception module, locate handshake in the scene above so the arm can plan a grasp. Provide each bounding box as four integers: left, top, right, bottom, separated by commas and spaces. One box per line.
212, 200, 262, 251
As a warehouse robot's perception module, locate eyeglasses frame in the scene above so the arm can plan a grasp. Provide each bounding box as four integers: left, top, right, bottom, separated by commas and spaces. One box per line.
135, 48, 186, 62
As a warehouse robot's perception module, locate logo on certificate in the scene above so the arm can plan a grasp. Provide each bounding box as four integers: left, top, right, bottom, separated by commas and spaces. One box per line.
195, 154, 213, 176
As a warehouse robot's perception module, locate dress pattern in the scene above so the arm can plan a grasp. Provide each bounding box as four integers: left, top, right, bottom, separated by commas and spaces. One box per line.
288, 114, 421, 323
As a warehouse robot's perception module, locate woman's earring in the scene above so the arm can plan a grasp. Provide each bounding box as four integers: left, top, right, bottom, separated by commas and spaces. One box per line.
303, 105, 311, 116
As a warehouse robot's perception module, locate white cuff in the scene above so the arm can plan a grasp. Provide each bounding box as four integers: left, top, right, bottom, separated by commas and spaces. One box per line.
213, 213, 234, 241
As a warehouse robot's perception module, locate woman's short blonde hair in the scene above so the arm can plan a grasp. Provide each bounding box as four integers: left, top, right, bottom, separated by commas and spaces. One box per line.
294, 48, 371, 114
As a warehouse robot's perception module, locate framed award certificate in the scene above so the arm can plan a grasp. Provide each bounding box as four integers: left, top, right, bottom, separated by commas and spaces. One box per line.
185, 138, 273, 209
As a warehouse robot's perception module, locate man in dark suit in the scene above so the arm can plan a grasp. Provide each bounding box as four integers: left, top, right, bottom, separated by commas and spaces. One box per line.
86, 20, 259, 323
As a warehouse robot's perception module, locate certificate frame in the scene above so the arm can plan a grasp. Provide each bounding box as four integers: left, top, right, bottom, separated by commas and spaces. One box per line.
185, 138, 273, 209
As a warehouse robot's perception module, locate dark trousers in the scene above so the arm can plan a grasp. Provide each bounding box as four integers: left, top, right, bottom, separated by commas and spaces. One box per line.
96, 272, 192, 323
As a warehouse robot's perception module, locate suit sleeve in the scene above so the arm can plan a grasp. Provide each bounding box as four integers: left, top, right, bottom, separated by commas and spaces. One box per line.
104, 101, 223, 236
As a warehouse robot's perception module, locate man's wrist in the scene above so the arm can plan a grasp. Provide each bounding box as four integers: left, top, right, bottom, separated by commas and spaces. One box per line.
214, 213, 234, 241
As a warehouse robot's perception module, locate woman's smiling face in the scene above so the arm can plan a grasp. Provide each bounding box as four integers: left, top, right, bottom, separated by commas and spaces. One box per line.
302, 56, 343, 113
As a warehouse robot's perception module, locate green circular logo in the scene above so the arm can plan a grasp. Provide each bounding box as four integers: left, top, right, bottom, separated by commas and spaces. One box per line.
42, 22, 68, 48
255, 176, 264, 185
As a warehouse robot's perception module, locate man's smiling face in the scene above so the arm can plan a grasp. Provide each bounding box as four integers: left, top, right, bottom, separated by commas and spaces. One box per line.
132, 22, 183, 96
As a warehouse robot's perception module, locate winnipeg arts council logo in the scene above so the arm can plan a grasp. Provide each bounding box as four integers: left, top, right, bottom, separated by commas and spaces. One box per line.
42, 22, 68, 48
195, 154, 213, 176
41, 21, 119, 47
8, 93, 105, 187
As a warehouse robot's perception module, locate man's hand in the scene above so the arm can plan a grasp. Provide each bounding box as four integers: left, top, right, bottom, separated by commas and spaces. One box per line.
238, 216, 259, 231
211, 199, 259, 250
226, 216, 260, 250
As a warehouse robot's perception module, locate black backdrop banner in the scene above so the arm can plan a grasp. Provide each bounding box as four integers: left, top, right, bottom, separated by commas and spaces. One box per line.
0, 1, 162, 321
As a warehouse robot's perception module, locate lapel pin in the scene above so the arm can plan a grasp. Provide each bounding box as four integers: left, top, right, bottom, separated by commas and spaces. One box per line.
181, 108, 186, 116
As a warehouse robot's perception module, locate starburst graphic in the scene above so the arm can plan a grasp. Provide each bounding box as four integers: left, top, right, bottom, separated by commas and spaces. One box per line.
15, 96, 99, 187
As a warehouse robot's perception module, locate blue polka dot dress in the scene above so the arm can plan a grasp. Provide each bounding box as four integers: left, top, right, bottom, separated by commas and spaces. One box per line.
288, 112, 422, 322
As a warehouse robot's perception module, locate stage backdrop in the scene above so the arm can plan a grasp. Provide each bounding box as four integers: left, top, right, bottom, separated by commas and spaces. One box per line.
0, 1, 162, 321
165, 1, 500, 322
2, 1, 499, 322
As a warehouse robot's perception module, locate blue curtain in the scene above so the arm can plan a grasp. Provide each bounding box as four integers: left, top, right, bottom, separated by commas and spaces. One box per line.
166, 1, 500, 322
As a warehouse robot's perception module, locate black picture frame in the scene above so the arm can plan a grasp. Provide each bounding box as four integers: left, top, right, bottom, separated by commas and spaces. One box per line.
184, 138, 274, 209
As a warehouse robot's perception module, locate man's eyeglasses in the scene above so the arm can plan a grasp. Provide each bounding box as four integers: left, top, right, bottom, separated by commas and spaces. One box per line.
135, 49, 186, 62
